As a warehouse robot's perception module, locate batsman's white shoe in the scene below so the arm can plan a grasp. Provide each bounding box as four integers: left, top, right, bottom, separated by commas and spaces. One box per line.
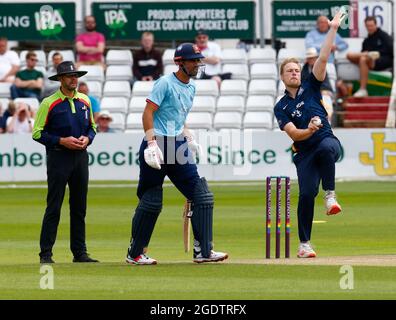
325, 191, 342, 215
193, 250, 229, 263
126, 253, 157, 265
297, 242, 316, 258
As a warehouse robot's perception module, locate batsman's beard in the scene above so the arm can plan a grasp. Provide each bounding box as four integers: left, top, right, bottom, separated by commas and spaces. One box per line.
181, 63, 205, 79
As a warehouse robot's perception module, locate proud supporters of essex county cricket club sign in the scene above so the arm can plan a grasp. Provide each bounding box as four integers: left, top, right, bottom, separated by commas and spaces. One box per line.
92, 1, 255, 40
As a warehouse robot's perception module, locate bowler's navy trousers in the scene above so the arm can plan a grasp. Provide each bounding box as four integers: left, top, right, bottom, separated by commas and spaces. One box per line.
293, 137, 341, 241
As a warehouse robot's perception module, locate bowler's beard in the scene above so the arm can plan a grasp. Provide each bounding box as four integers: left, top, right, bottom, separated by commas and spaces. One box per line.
287, 83, 300, 89
86, 26, 96, 32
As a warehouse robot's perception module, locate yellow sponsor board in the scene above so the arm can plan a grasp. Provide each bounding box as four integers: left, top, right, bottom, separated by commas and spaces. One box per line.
359, 132, 396, 176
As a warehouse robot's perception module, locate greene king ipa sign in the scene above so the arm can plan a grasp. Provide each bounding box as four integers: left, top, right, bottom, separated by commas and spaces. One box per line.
92, 1, 255, 40
0, 3, 75, 40
272, 0, 355, 38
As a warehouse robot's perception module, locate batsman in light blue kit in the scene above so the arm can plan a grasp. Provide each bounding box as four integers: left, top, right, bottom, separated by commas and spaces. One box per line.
126, 43, 228, 265
274, 11, 346, 258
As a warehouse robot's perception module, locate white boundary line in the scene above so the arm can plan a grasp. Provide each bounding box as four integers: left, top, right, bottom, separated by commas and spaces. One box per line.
0, 178, 394, 189
0, 181, 269, 189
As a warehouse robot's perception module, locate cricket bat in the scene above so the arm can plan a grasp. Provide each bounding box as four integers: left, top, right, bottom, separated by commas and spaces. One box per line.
183, 200, 192, 252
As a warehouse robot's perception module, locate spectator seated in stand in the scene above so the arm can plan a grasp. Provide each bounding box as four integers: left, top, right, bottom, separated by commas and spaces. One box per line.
0, 100, 15, 133
305, 15, 348, 64
44, 52, 63, 98
195, 30, 231, 87
301, 47, 334, 121
75, 15, 106, 69
10, 51, 43, 100
6, 102, 34, 134
78, 81, 100, 122
0, 37, 20, 83
96, 110, 115, 133
133, 32, 163, 82
347, 16, 394, 97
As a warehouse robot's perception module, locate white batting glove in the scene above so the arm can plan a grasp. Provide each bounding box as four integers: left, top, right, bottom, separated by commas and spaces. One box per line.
144, 140, 164, 170
186, 136, 202, 158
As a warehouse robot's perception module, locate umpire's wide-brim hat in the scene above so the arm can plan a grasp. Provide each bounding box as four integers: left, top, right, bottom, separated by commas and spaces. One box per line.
48, 61, 87, 81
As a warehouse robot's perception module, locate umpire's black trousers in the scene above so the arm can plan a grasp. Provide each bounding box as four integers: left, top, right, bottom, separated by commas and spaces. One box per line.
39, 149, 89, 258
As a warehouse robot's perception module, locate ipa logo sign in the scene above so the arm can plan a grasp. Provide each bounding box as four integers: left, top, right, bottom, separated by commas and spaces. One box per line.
35, 5, 66, 38
104, 9, 128, 37
359, 132, 396, 176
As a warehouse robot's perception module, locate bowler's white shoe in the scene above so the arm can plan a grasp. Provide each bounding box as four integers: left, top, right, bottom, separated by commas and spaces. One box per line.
193, 250, 229, 263
325, 191, 342, 215
353, 88, 368, 97
126, 253, 157, 265
297, 242, 317, 258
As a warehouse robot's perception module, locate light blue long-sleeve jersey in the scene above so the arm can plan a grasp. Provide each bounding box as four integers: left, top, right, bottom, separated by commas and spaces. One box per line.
304, 28, 348, 63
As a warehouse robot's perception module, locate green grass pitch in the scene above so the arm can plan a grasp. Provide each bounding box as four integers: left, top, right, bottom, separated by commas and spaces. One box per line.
0, 180, 395, 299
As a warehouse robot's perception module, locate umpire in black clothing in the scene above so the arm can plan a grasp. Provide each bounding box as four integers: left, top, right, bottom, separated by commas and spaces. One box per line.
32, 61, 98, 263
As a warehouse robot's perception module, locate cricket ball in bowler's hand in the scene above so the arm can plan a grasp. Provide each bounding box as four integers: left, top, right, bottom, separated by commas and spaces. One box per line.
312, 118, 322, 126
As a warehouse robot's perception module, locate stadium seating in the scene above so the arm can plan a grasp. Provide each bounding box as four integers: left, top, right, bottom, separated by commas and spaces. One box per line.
109, 113, 126, 131
78, 65, 105, 82
129, 96, 148, 113
216, 96, 245, 113
186, 112, 213, 130
100, 97, 129, 114
272, 116, 280, 131
164, 64, 178, 75
248, 79, 277, 97
0, 98, 9, 111
248, 47, 276, 64
105, 65, 133, 81
0, 83, 12, 98
277, 48, 305, 65
86, 81, 102, 99
250, 63, 278, 80
191, 96, 216, 113
162, 49, 175, 65
132, 81, 154, 96
221, 48, 248, 64
277, 81, 286, 96
220, 80, 247, 96
103, 81, 131, 98
246, 95, 275, 112
222, 64, 249, 81
126, 113, 143, 130
244, 111, 273, 129
13, 38, 385, 134
106, 50, 133, 65
195, 80, 219, 97
214, 112, 242, 129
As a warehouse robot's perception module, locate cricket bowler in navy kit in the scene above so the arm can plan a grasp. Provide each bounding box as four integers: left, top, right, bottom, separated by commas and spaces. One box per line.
126, 43, 228, 265
274, 10, 346, 258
